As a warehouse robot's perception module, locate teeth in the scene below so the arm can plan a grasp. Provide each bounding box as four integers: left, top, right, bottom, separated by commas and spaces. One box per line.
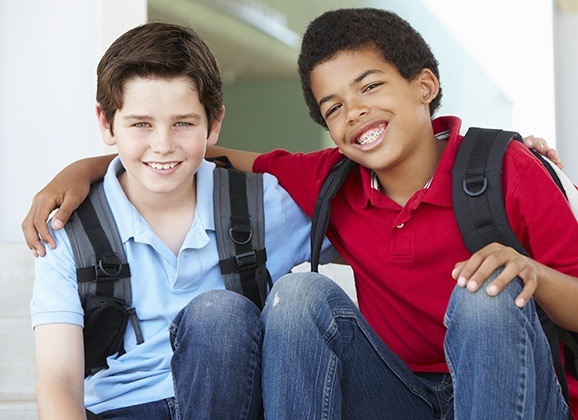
149, 162, 177, 170
358, 126, 384, 145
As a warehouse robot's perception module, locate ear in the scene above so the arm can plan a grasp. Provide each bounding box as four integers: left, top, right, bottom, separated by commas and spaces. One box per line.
95, 104, 116, 146
417, 69, 440, 104
206, 106, 225, 146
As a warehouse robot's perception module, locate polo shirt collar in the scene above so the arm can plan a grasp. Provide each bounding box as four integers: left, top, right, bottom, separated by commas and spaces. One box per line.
360, 115, 463, 208
102, 157, 216, 250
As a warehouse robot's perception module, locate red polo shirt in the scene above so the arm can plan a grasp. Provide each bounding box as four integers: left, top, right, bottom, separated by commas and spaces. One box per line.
254, 116, 578, 412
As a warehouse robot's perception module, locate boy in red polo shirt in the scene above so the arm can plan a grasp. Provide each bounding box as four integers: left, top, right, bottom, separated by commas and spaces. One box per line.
226, 8, 578, 419
21, 8, 578, 419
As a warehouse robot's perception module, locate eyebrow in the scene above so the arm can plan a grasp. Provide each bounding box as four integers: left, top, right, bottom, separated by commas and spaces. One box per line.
317, 69, 384, 108
123, 113, 202, 121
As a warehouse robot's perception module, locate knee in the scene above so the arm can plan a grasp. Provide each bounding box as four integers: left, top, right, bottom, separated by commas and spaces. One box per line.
262, 272, 348, 328
445, 268, 523, 330
266, 271, 342, 308
171, 290, 261, 348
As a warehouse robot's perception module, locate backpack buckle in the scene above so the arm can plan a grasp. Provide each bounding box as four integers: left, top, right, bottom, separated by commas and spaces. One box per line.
94, 254, 123, 280
234, 251, 258, 272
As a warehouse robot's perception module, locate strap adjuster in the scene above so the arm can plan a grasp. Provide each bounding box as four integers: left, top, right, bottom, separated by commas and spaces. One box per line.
94, 254, 123, 280
234, 251, 258, 272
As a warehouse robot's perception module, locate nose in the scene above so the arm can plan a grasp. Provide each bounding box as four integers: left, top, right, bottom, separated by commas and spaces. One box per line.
345, 99, 368, 125
150, 128, 176, 154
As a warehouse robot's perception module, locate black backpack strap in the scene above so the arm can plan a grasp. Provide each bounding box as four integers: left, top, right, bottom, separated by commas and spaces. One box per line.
452, 127, 573, 413
451, 128, 528, 255
65, 182, 143, 376
529, 150, 568, 200
214, 167, 270, 310
558, 326, 578, 379
310, 157, 354, 272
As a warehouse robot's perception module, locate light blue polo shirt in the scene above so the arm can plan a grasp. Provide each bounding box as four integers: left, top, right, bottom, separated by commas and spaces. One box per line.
31, 157, 337, 414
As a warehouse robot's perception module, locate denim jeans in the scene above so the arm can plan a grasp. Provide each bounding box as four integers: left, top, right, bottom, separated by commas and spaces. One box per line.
96, 398, 177, 419
261, 271, 570, 419
169, 289, 263, 420
97, 290, 263, 419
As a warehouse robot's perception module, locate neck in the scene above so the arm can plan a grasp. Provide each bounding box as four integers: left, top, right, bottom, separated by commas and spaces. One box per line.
375, 134, 446, 206
119, 173, 197, 255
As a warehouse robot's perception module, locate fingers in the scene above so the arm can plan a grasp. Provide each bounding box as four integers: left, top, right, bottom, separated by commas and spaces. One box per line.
484, 263, 537, 308
452, 243, 537, 307
546, 148, 563, 169
523, 135, 547, 151
51, 203, 74, 231
21, 204, 46, 258
21, 193, 66, 257
523, 135, 564, 169
26, 201, 57, 257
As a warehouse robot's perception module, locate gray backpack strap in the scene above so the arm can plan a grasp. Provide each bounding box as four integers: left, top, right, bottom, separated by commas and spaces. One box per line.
65, 182, 132, 305
213, 167, 271, 309
64, 182, 143, 376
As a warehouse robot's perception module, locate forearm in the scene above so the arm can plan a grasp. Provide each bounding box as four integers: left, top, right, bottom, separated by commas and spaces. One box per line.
206, 145, 261, 172
36, 379, 86, 420
22, 154, 117, 255
60, 154, 116, 184
533, 262, 578, 332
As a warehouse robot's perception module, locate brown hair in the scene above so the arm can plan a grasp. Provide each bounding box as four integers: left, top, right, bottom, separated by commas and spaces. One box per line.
96, 22, 223, 134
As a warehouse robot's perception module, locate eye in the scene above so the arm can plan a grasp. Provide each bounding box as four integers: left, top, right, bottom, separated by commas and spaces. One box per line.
174, 121, 193, 128
134, 122, 150, 128
325, 104, 342, 118
363, 82, 382, 93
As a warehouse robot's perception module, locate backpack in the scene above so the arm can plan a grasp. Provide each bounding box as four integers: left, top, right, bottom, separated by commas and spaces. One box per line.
64, 165, 271, 377
309, 127, 578, 411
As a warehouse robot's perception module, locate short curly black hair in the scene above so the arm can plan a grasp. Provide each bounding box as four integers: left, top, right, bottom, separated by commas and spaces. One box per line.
298, 8, 442, 128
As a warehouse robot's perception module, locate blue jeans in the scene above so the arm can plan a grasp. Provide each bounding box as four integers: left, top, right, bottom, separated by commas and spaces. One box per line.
169, 290, 263, 419
98, 290, 263, 419
261, 271, 570, 419
96, 398, 177, 419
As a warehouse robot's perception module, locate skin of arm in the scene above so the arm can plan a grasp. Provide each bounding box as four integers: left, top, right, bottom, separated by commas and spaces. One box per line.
22, 155, 115, 256
23, 148, 260, 256
21, 138, 563, 256
35, 323, 86, 420
522, 136, 563, 169
205, 145, 261, 172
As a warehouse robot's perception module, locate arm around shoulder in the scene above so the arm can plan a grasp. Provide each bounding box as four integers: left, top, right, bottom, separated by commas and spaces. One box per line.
22, 154, 115, 257
206, 145, 261, 173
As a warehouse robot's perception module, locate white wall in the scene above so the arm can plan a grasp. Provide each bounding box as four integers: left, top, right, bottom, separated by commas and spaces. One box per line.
1, 1, 575, 243
554, 6, 578, 183
0, 0, 146, 242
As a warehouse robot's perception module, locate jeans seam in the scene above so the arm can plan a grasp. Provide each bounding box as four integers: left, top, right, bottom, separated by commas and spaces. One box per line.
240, 326, 263, 420
321, 352, 338, 420
332, 311, 434, 410
433, 377, 452, 420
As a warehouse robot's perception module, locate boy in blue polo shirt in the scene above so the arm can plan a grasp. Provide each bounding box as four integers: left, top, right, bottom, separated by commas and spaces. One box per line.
30, 22, 335, 419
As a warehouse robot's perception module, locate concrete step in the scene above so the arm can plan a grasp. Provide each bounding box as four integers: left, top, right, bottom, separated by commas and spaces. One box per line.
0, 242, 37, 419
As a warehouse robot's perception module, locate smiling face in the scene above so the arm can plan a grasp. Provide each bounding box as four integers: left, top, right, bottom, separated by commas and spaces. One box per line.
311, 46, 439, 179
97, 75, 221, 203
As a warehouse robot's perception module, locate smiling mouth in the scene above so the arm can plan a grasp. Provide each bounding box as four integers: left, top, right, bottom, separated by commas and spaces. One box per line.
356, 125, 385, 145
147, 162, 178, 170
